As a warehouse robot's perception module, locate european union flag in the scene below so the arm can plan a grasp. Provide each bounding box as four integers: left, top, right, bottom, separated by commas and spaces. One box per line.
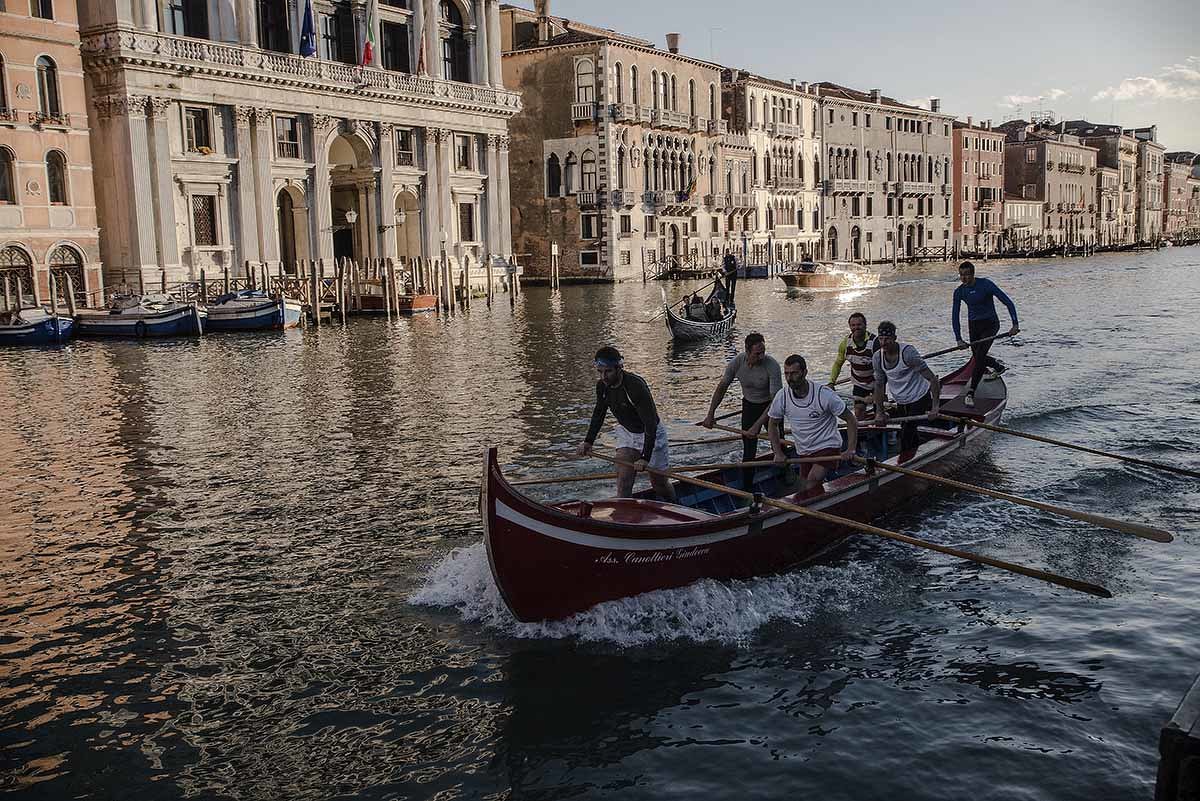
299, 0, 317, 57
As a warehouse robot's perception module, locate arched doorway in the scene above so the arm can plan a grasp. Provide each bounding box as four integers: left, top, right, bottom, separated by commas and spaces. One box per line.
48, 244, 86, 305
905, 225, 915, 256
0, 245, 34, 302
917, 223, 925, 251
328, 133, 374, 264
668, 224, 681, 258
850, 226, 862, 261
394, 190, 421, 262
276, 185, 309, 273
827, 227, 838, 261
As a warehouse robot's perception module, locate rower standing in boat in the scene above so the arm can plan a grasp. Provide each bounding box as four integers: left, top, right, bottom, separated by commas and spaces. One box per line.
768, 355, 858, 491
952, 261, 1019, 408
871, 321, 941, 456
722, 253, 738, 306
700, 332, 782, 489
827, 312, 880, 420
578, 346, 677, 502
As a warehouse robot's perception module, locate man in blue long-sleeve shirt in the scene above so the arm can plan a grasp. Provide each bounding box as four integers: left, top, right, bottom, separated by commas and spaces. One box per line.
951, 262, 1020, 408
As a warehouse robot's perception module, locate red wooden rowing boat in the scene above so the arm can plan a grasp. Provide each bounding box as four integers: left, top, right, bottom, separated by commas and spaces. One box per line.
483, 361, 1005, 622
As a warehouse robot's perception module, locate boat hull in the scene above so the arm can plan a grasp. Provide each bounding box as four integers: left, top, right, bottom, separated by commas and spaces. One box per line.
77, 305, 206, 338
0, 316, 74, 346
780, 271, 880, 292
206, 298, 303, 331
484, 364, 1004, 622
664, 305, 736, 341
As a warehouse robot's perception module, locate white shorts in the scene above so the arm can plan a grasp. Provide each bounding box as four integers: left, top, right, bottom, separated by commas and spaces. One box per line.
613, 423, 670, 470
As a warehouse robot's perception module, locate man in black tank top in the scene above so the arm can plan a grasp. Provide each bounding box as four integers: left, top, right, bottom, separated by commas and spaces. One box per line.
578, 346, 677, 501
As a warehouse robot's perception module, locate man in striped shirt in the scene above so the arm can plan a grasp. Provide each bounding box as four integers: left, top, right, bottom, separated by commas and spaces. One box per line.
828, 312, 880, 420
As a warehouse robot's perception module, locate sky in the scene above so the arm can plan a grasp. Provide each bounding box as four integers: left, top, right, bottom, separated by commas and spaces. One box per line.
535, 0, 1200, 152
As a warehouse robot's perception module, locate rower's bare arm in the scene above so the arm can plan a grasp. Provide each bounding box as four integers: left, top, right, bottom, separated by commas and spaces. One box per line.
701, 379, 732, 427
839, 408, 858, 458
768, 417, 786, 462
873, 382, 887, 424
747, 406, 771, 437
920, 367, 942, 415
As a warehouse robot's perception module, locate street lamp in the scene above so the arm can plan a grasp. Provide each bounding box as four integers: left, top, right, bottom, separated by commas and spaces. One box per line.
344, 209, 358, 226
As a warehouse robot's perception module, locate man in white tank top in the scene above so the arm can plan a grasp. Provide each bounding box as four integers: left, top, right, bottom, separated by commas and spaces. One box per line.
768, 354, 858, 491
871, 320, 941, 456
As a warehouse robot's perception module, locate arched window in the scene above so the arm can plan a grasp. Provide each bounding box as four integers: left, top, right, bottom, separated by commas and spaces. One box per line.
36, 56, 60, 116
709, 84, 716, 121
563, 152, 577, 194
581, 149, 596, 191
797, 155, 805, 184
616, 147, 626, 189
49, 244, 85, 305
887, 152, 893, 181
666, 74, 674, 110
688, 79, 696, 117
439, 1, 469, 82
762, 97, 768, 127
631, 66, 639, 106
46, 150, 67, 204
749, 95, 756, 127
0, 54, 8, 112
851, 149, 858, 180
575, 59, 595, 103
651, 71, 660, 110
813, 155, 820, 183
865, 150, 872, 180
614, 62, 623, 104
0, 245, 34, 299
546, 153, 561, 197
0, 148, 15, 204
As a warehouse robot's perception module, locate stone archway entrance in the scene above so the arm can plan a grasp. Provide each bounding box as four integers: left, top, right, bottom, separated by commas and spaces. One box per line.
276, 185, 309, 273
328, 133, 376, 265
394, 191, 421, 262
827, 227, 838, 261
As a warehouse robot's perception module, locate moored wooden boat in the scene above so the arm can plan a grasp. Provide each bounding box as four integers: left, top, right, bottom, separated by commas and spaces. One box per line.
664, 302, 736, 341
205, 290, 302, 331
0, 307, 74, 347
484, 361, 1005, 622
76, 294, 206, 338
779, 261, 880, 293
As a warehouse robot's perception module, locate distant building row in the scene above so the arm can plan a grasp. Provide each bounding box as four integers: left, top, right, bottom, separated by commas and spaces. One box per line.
500, 2, 1200, 281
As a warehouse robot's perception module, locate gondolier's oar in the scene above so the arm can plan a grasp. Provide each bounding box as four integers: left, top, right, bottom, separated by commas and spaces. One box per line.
851, 456, 1173, 543
935, 415, 1200, 480
587, 450, 1111, 599
832, 332, 1015, 386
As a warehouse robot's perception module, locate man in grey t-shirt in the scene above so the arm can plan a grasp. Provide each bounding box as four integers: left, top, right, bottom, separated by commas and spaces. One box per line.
700, 332, 783, 489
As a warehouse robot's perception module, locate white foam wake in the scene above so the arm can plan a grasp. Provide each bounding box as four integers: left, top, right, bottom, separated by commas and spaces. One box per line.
409, 542, 883, 646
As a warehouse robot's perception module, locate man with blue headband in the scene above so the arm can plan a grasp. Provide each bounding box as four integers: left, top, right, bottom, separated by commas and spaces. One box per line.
578, 346, 677, 502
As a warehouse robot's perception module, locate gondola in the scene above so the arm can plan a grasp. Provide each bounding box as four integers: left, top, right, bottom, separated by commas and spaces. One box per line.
663, 285, 736, 342
483, 360, 1005, 622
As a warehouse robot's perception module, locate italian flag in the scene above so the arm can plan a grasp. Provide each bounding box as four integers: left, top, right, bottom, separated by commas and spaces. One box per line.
361, 0, 378, 66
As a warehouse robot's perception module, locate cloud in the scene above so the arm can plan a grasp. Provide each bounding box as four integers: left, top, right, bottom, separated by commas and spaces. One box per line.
998, 88, 1068, 109
1093, 56, 1200, 102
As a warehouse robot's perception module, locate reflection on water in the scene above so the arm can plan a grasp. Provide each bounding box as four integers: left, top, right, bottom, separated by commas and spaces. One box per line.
1, 249, 1198, 799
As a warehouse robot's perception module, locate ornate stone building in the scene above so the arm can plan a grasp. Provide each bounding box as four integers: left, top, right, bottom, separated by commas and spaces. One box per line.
1096, 165, 1120, 246
952, 118, 1004, 254
1000, 121, 1098, 247
0, 0, 103, 306
814, 83, 954, 262
1162, 156, 1192, 239
1062, 121, 1138, 244
77, 0, 519, 290
1001, 198, 1044, 250
720, 70, 821, 263
1127, 125, 1164, 243
501, 3, 725, 281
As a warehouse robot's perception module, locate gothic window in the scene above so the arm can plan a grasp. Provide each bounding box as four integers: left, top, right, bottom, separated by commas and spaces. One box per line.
614, 62, 623, 104
581, 150, 596, 191
651, 71, 660, 110
709, 84, 716, 121
49, 245, 86, 305
36, 56, 59, 116
669, 75, 676, 110
865, 150, 872, 180
616, 147, 626, 189
46, 150, 67, 204
630, 66, 639, 106
563, 152, 577, 194
688, 79, 696, 117
546, 153, 561, 196
0, 55, 7, 111
575, 59, 595, 103
851, 150, 858, 180
887, 152, 893, 181
0, 148, 14, 204
749, 95, 756, 127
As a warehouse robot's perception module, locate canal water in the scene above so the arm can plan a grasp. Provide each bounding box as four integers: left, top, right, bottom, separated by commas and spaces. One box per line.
2, 249, 1198, 800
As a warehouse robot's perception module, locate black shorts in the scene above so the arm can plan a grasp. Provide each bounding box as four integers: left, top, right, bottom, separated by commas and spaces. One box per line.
851, 385, 874, 400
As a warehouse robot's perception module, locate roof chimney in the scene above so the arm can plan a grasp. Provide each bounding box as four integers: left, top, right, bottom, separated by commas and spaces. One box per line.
729, 68, 740, 83
967, 115, 973, 128
800, 81, 809, 94
985, 119, 992, 130
870, 88, 881, 104
535, 0, 551, 44
929, 97, 941, 113
790, 78, 798, 90
666, 32, 681, 54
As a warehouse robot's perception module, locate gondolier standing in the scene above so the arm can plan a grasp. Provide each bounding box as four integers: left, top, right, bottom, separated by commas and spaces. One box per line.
827, 312, 880, 419
578, 346, 677, 502
952, 261, 1019, 408
722, 252, 738, 306
701, 333, 782, 488
768, 355, 858, 491
872, 321, 941, 455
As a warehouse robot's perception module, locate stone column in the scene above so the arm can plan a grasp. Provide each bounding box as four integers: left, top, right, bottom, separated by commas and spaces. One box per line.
437, 129, 453, 248
422, 128, 443, 262
487, 0, 502, 88
472, 0, 488, 85
379, 125, 397, 260
110, 95, 159, 283
234, 106, 262, 269
147, 97, 181, 278
288, 0, 302, 55
138, 0, 158, 30
484, 134, 501, 259
311, 114, 338, 260
411, 0, 426, 73
497, 134, 513, 255
360, 181, 380, 262
425, 0, 442, 79
252, 109, 280, 267
236, 0, 258, 46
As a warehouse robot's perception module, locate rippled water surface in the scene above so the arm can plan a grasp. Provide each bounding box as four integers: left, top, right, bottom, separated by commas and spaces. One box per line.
2, 249, 1199, 800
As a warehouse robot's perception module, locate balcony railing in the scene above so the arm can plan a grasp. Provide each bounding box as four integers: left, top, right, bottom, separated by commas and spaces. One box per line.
652, 109, 690, 129
0, 108, 19, 124
704, 193, 729, 210
276, 140, 301, 159
722, 132, 751, 149
826, 178, 870, 194
571, 102, 598, 122
895, 181, 936, 195
707, 119, 728, 135
79, 26, 523, 116
770, 121, 803, 139
577, 191, 601, 208
611, 103, 640, 122
731, 193, 754, 208
771, 176, 803, 191
30, 111, 71, 128
643, 190, 667, 208
610, 190, 636, 207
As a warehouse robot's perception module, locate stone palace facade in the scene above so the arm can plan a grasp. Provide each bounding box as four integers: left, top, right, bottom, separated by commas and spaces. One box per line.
77, 0, 520, 289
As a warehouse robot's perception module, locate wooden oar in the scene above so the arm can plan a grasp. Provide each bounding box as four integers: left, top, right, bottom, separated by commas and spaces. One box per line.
936, 414, 1200, 480
832, 332, 1014, 386
671, 433, 748, 447
511, 471, 617, 486
852, 456, 1173, 543
587, 450, 1111, 598
514, 455, 839, 486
